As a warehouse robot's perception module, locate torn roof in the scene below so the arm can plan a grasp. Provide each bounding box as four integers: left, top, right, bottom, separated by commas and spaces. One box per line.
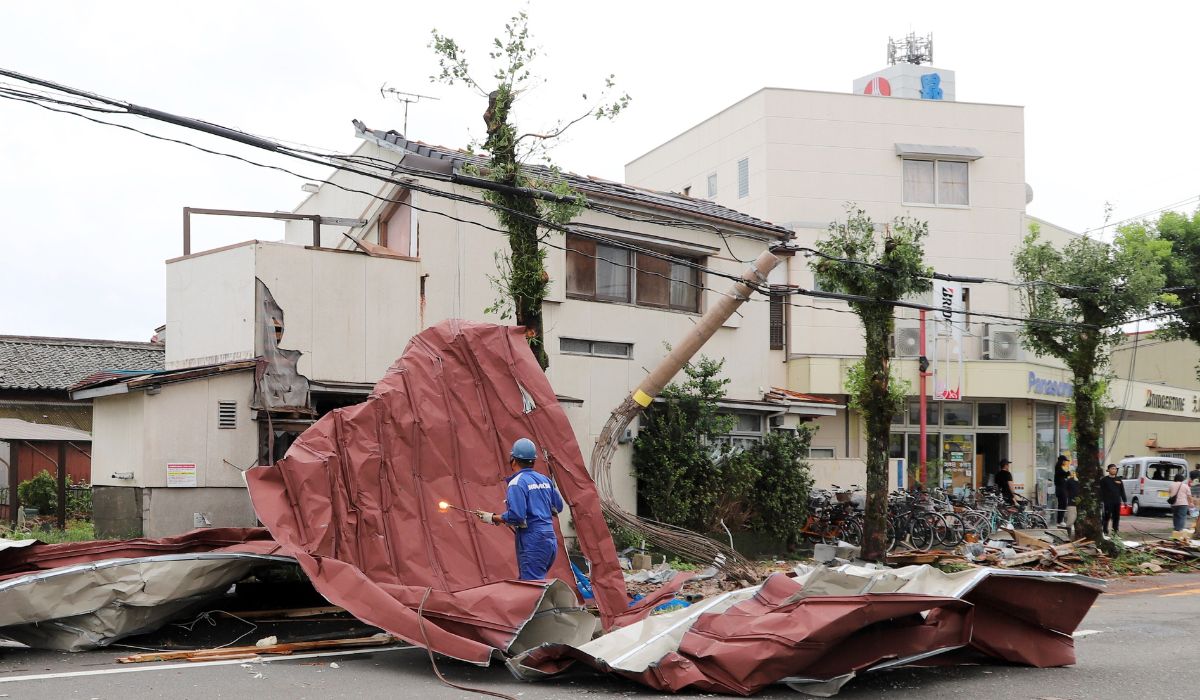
0, 418, 91, 441
0, 335, 164, 392
352, 120, 792, 239
71, 360, 256, 398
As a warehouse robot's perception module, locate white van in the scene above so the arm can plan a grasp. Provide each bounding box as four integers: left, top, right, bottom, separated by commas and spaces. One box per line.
1118, 456, 1188, 514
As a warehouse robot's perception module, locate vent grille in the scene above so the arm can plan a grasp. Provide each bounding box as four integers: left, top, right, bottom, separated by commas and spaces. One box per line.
737, 158, 749, 198
217, 400, 237, 429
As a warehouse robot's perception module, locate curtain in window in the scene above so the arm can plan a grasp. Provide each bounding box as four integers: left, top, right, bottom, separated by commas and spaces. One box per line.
938, 161, 969, 205
903, 159, 935, 203
596, 244, 630, 301
670, 262, 699, 310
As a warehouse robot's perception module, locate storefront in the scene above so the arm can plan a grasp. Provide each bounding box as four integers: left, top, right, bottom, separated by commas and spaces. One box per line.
889, 399, 1011, 492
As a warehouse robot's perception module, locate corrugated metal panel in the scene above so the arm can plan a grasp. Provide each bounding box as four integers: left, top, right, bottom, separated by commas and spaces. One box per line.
0, 418, 91, 441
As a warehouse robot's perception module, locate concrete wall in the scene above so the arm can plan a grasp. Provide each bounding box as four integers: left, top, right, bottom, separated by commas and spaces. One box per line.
142, 486, 258, 538
93, 485, 143, 538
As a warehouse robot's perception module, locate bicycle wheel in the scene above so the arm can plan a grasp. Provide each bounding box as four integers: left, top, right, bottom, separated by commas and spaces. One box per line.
921, 512, 951, 548
842, 519, 863, 547
938, 512, 966, 547
909, 518, 935, 551
885, 519, 898, 552
961, 511, 991, 541
1025, 512, 1048, 529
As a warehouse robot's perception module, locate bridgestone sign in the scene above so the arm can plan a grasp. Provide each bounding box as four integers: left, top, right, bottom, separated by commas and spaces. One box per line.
1145, 390, 1185, 412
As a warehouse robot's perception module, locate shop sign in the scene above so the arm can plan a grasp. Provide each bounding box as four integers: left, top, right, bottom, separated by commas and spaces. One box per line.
1144, 389, 1186, 412
1028, 372, 1072, 398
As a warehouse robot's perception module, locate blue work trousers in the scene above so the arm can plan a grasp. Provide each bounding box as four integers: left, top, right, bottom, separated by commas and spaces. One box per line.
514, 527, 557, 580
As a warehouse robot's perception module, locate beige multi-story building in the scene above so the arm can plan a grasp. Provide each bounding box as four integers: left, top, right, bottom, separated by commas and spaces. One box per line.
626, 68, 1200, 502
77, 125, 842, 537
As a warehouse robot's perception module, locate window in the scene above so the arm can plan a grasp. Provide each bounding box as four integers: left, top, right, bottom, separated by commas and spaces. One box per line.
566, 233, 702, 312
379, 189, 417, 256
217, 400, 237, 430
942, 402, 971, 426
809, 447, 836, 459
977, 402, 1007, 427
559, 337, 632, 359
902, 159, 969, 206
737, 158, 749, 198
768, 287, 785, 350
707, 173, 718, 198
908, 401, 939, 427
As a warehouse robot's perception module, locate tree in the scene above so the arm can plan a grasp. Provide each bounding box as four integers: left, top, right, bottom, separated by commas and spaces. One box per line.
1013, 222, 1170, 547
810, 206, 933, 561
1133, 208, 1200, 536
430, 11, 629, 369
632, 356, 739, 533
746, 428, 816, 551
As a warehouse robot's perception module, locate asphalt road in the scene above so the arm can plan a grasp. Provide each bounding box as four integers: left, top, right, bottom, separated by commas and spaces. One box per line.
1, 572, 1198, 700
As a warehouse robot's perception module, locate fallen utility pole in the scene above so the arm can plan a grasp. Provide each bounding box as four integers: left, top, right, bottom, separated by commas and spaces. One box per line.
590, 249, 782, 583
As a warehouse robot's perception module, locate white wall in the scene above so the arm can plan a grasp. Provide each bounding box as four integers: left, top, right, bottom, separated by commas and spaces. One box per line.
165, 243, 256, 369
91, 371, 257, 488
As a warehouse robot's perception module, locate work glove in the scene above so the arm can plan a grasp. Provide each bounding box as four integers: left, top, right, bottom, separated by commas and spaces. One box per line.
475, 511, 496, 524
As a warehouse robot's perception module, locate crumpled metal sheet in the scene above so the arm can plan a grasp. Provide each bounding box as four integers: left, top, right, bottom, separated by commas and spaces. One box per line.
245, 321, 677, 665
0, 528, 289, 651
511, 564, 1104, 696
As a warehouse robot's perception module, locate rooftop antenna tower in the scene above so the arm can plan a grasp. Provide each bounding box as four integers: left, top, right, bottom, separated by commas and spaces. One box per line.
380, 84, 440, 135
887, 33, 934, 66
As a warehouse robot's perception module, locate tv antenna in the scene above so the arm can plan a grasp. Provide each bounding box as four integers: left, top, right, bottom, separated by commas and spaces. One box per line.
380, 84, 440, 134
887, 33, 934, 66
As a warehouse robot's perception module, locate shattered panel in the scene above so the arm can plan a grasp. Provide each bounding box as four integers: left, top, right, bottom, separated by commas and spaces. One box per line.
512, 565, 1104, 696
252, 278, 312, 413
245, 321, 664, 665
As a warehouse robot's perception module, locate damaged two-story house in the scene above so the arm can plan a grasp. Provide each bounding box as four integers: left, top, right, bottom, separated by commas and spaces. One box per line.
76, 121, 841, 538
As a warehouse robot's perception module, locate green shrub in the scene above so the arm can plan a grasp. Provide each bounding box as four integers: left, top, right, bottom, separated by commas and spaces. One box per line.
17, 470, 56, 514
746, 429, 815, 550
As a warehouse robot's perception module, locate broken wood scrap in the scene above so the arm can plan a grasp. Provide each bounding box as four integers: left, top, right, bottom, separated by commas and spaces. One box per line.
223, 605, 346, 620
116, 633, 397, 664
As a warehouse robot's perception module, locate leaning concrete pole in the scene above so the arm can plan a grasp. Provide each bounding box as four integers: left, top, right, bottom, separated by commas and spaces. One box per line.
590, 249, 783, 582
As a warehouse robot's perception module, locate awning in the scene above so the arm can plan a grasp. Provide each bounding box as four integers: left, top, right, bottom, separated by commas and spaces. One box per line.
894, 143, 983, 160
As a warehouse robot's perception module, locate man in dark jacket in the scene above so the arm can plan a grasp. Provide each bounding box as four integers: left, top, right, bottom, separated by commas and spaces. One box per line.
994, 459, 1016, 505
1053, 455, 1070, 525
1098, 463, 1127, 536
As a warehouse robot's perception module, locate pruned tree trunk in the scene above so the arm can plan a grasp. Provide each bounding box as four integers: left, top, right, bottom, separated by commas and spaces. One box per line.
860, 316, 893, 562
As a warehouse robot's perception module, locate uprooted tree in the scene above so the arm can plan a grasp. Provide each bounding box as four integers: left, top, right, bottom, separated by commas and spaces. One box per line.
1013, 222, 1170, 548
810, 206, 932, 562
430, 11, 629, 369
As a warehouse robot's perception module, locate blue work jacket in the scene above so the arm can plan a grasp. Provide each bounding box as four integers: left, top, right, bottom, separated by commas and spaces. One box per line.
499, 467, 563, 530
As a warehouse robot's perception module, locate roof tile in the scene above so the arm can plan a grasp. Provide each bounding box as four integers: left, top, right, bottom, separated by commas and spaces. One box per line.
0, 336, 164, 391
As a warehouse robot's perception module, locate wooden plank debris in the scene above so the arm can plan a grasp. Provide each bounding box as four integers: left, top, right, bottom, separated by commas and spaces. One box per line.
116, 633, 396, 664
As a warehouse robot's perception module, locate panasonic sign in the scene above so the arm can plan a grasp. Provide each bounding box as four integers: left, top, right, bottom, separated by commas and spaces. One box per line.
1028, 372, 1072, 398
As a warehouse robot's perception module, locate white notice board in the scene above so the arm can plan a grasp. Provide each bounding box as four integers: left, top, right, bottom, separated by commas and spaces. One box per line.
166, 463, 197, 488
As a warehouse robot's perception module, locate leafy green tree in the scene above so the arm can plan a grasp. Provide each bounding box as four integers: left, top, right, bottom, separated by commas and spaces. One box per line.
746, 428, 815, 550
1013, 222, 1170, 547
632, 356, 737, 532
810, 206, 932, 561
430, 11, 629, 369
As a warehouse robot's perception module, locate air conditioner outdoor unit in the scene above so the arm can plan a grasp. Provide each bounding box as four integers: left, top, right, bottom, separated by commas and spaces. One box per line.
984, 327, 1021, 360
892, 327, 924, 358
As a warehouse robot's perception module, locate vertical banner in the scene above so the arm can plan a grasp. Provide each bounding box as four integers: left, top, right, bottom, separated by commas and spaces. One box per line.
932, 281, 965, 400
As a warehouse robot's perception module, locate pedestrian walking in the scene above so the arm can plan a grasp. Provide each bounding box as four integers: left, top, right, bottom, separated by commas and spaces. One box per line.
1064, 471, 1081, 536
1053, 455, 1070, 526
1167, 473, 1192, 540
1098, 463, 1126, 536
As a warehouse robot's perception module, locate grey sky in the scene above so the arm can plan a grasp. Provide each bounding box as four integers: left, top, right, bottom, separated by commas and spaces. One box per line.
1, 1, 1196, 341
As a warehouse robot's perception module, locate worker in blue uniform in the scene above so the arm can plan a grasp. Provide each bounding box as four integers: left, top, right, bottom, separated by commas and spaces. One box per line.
475, 438, 564, 580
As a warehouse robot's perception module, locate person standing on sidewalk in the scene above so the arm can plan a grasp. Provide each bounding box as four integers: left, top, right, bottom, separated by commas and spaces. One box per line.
1098, 464, 1126, 536
1053, 455, 1070, 526
1168, 473, 1192, 540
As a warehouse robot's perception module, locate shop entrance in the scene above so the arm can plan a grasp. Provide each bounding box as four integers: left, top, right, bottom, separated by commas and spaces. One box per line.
975, 433, 1008, 489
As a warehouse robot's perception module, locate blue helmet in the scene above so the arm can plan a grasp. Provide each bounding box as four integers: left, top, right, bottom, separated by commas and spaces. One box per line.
511, 438, 537, 463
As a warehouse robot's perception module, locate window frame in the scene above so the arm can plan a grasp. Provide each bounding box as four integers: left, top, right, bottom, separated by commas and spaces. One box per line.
565, 233, 703, 313
902, 158, 970, 208
558, 337, 633, 359
706, 172, 718, 198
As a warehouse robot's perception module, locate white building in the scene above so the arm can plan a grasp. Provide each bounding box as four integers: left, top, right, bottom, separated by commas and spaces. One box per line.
625, 66, 1200, 500
77, 126, 840, 537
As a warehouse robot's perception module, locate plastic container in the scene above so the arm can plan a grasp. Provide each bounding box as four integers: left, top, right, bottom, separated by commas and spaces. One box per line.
1119, 503, 1133, 516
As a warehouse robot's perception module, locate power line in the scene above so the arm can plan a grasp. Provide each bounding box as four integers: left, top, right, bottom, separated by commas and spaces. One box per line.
1083, 194, 1200, 236
0, 69, 1117, 332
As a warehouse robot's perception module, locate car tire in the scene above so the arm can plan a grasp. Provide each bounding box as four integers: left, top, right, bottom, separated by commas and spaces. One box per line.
1130, 498, 1140, 516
